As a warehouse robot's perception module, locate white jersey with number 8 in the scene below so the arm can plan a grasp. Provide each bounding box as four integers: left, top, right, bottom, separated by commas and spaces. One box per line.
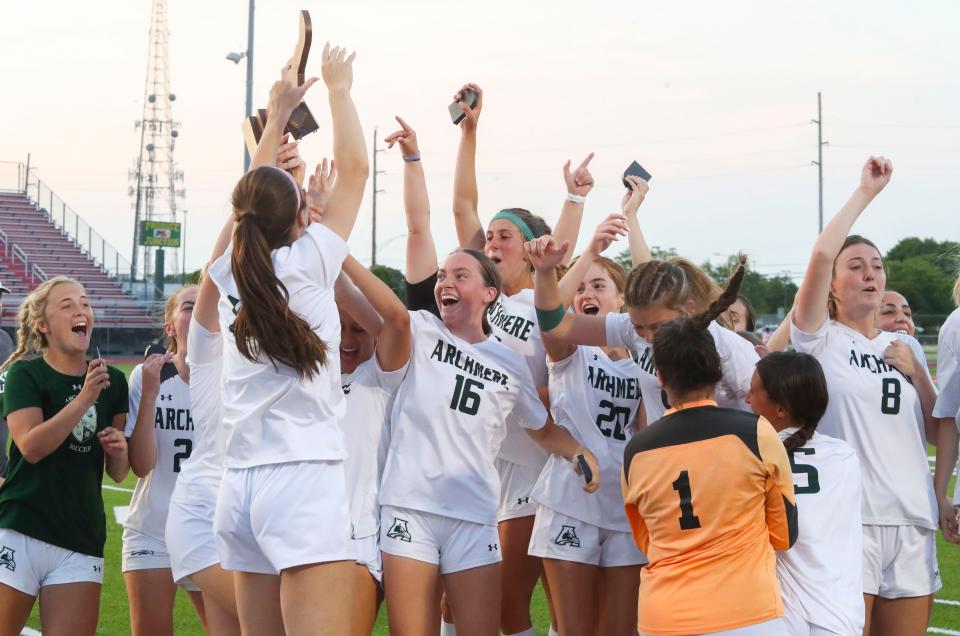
379, 310, 548, 526
791, 319, 937, 529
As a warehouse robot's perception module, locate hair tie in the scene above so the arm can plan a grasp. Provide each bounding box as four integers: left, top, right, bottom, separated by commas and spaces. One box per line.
491, 211, 535, 241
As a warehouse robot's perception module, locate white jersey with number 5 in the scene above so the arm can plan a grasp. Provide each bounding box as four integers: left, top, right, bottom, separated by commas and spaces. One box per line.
124, 364, 194, 541
606, 314, 759, 422
776, 428, 864, 636
791, 319, 937, 529
379, 310, 548, 526
534, 346, 641, 531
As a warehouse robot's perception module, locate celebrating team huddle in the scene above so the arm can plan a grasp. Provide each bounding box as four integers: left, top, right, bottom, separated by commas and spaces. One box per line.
0, 32, 958, 636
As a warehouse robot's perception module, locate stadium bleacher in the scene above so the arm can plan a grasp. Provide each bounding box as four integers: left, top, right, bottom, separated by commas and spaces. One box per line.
0, 191, 154, 330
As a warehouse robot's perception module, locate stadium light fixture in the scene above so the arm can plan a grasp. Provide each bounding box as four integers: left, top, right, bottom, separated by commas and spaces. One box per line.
225, 51, 246, 64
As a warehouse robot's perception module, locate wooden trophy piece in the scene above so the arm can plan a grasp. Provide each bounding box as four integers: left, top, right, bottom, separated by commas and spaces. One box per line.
240, 10, 318, 158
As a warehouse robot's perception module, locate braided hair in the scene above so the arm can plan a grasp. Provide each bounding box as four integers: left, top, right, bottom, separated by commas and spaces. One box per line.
755, 352, 829, 451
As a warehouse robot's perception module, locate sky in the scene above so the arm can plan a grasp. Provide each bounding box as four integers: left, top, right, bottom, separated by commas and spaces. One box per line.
1, 0, 958, 281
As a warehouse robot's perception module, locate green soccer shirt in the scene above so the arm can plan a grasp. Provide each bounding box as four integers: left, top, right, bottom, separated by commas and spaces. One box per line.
0, 357, 128, 557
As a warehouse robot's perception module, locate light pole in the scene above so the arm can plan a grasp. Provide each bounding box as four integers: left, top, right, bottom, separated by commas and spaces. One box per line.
226, 0, 255, 171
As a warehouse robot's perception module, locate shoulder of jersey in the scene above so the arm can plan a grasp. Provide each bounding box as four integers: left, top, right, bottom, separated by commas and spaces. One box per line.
627, 406, 761, 457
810, 430, 858, 459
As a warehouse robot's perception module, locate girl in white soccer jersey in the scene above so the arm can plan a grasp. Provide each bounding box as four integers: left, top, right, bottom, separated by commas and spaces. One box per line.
0, 277, 129, 635
527, 216, 646, 636
792, 156, 946, 635
747, 351, 865, 636
933, 274, 960, 541
333, 255, 411, 636
122, 285, 205, 635
449, 83, 594, 636
207, 44, 368, 635
381, 124, 599, 636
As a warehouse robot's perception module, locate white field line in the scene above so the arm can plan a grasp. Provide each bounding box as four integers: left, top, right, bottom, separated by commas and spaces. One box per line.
937, 599, 960, 607
21, 629, 41, 636
929, 628, 960, 635
102, 484, 134, 493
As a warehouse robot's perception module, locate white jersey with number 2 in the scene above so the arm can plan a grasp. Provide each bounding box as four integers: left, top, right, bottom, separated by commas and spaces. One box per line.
776, 428, 864, 636
379, 310, 548, 526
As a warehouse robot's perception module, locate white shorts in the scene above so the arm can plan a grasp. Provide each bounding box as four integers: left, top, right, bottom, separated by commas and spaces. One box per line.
496, 457, 540, 521
214, 460, 354, 575
165, 500, 219, 587
528, 505, 648, 568
862, 524, 941, 598
121, 527, 200, 592
0, 528, 103, 596
380, 505, 501, 575
354, 534, 382, 583
782, 605, 844, 636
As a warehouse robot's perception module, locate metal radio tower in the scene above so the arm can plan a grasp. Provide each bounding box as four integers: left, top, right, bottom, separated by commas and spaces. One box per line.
129, 0, 185, 291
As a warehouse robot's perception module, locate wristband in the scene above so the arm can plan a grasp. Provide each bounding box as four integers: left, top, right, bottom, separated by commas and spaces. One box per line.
536, 304, 566, 332
402, 153, 421, 162
566, 193, 586, 205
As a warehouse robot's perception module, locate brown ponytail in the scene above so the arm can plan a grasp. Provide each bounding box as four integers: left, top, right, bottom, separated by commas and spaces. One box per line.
653, 256, 747, 396
230, 167, 328, 379
755, 352, 829, 451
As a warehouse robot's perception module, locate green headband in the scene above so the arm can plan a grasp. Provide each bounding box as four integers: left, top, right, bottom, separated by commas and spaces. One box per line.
491, 211, 536, 241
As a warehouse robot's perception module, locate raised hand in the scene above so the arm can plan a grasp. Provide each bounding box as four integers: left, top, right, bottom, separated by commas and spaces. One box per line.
141, 351, 173, 401
883, 340, 918, 378
455, 83, 483, 132
858, 155, 893, 198
306, 158, 336, 222
276, 134, 306, 186
621, 176, 650, 217
79, 358, 111, 408
383, 116, 420, 158
587, 213, 628, 257
268, 53, 319, 117
98, 426, 128, 459
525, 235, 571, 272
563, 153, 595, 197
322, 43, 356, 93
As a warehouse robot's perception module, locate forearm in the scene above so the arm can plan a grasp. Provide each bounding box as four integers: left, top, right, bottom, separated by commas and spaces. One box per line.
911, 367, 939, 443
335, 271, 383, 336
322, 88, 369, 240
557, 253, 594, 308
342, 257, 407, 325
127, 396, 158, 477
795, 189, 874, 330
403, 160, 438, 282
250, 111, 293, 173
106, 450, 130, 483
934, 419, 959, 499
452, 130, 484, 249
626, 213, 652, 266
552, 201, 584, 266
526, 420, 580, 459
765, 310, 793, 353
12, 400, 93, 463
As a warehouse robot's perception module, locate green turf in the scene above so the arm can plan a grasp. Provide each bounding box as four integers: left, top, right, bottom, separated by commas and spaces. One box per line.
19, 361, 960, 635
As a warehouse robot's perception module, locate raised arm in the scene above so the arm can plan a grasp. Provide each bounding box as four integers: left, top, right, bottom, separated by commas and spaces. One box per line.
622, 176, 652, 267
384, 117, 438, 283
452, 83, 485, 250
342, 256, 412, 372
210, 52, 320, 263
552, 153, 595, 265
335, 272, 383, 337
127, 354, 173, 477
319, 44, 369, 241
526, 236, 608, 348
557, 213, 629, 307
793, 157, 892, 332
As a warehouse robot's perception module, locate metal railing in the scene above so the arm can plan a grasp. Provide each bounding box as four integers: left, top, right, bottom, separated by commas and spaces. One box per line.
0, 160, 164, 299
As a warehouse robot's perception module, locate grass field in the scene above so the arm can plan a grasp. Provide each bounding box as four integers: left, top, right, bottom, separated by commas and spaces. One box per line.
19, 359, 960, 635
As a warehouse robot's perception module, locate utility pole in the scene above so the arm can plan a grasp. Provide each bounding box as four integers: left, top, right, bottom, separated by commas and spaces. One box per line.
371, 127, 385, 267
811, 91, 828, 233
243, 0, 255, 172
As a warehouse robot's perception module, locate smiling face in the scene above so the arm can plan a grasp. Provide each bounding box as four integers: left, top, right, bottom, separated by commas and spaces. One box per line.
574, 262, 623, 318
831, 243, 886, 320
878, 290, 914, 336
485, 218, 529, 290
37, 281, 94, 357
435, 251, 499, 332
165, 286, 198, 354
339, 307, 376, 375
626, 299, 693, 343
